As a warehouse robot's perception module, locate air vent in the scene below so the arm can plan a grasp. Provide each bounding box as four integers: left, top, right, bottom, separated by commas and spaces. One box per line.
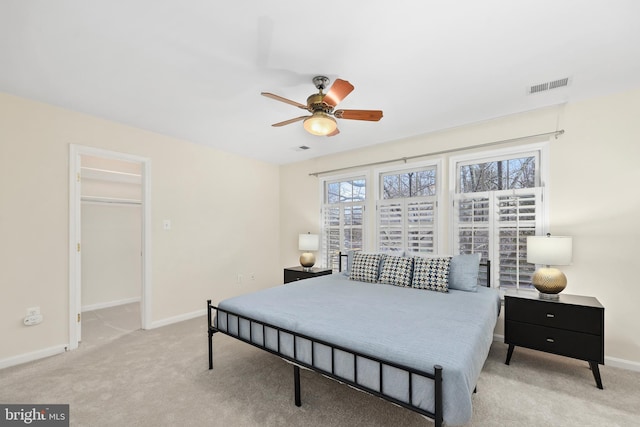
528, 77, 570, 94
292, 145, 311, 151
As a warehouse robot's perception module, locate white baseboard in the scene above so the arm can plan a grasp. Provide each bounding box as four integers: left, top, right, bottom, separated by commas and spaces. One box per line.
492, 333, 640, 372
149, 308, 206, 329
0, 309, 205, 370
605, 355, 640, 372
0, 344, 67, 370
82, 297, 141, 312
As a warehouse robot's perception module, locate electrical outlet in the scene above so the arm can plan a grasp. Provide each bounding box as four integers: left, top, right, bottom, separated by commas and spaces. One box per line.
26, 307, 40, 317
237, 274, 243, 284
24, 314, 43, 326
249, 273, 255, 281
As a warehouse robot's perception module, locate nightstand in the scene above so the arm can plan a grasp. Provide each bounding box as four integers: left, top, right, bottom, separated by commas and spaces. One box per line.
504, 289, 605, 389
283, 266, 332, 284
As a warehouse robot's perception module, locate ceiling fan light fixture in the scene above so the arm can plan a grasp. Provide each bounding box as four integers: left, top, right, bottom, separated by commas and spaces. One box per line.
303, 112, 337, 136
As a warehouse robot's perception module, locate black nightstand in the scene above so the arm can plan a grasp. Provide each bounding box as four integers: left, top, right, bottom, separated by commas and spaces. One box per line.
284, 266, 332, 284
504, 289, 605, 389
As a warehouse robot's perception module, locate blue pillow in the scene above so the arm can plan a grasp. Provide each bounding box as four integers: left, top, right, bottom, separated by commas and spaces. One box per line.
449, 253, 481, 292
342, 250, 356, 276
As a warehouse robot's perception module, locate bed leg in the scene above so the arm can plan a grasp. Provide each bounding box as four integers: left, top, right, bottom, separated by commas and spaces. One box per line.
207, 299, 214, 370
294, 365, 301, 407
434, 365, 443, 427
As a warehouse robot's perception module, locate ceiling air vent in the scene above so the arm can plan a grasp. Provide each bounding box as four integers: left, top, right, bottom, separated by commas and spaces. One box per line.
528, 77, 570, 94
292, 145, 311, 151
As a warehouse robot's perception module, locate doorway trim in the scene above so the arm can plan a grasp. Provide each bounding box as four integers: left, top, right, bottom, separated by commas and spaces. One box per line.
68, 144, 152, 350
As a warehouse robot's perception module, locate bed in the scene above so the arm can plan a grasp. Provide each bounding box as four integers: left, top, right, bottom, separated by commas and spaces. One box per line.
207, 253, 500, 426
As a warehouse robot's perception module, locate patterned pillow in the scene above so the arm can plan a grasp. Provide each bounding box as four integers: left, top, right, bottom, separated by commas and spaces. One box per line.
349, 253, 385, 283
411, 256, 452, 292
378, 255, 413, 287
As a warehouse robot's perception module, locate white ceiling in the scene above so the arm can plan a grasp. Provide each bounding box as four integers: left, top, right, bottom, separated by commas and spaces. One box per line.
1, 1, 639, 164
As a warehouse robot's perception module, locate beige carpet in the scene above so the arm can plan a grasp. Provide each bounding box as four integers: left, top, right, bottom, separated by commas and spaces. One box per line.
1, 314, 639, 427
80, 302, 141, 349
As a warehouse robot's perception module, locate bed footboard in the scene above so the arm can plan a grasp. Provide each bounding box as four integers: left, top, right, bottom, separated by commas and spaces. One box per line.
207, 300, 444, 427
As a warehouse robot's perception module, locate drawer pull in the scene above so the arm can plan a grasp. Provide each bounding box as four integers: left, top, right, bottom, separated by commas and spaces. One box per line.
546, 338, 555, 343
546, 313, 555, 318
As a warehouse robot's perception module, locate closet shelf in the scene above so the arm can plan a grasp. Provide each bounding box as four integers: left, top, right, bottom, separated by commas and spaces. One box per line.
81, 167, 141, 184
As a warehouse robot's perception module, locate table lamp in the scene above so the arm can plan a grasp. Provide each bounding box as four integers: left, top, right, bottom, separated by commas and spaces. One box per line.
299, 233, 319, 271
527, 234, 573, 299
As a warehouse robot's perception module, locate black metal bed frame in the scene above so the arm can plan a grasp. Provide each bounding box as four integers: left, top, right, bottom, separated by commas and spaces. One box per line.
207, 256, 491, 427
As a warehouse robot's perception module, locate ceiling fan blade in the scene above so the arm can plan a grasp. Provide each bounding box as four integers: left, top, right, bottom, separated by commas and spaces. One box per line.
323, 79, 354, 107
271, 116, 309, 127
334, 109, 383, 121
261, 92, 308, 110
327, 128, 340, 137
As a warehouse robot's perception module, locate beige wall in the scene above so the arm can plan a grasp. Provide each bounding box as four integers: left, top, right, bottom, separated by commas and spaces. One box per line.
2, 87, 638, 368
0, 92, 280, 363
279, 88, 640, 367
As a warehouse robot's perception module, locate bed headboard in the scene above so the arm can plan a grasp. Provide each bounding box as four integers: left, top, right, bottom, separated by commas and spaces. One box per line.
337, 251, 491, 288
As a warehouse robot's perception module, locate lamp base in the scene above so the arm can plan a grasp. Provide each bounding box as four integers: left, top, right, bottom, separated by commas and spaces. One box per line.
532, 267, 567, 298
300, 252, 316, 270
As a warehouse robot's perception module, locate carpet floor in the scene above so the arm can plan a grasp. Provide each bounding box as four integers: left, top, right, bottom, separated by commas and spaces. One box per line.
1, 314, 639, 426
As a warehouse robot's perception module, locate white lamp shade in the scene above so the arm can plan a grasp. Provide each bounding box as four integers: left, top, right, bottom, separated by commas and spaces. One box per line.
527, 235, 572, 266
298, 234, 319, 251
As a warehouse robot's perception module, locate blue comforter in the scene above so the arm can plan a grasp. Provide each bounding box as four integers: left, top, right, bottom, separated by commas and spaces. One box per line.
217, 273, 500, 426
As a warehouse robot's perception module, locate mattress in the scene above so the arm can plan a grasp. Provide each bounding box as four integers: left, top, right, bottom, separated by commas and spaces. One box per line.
215, 273, 500, 426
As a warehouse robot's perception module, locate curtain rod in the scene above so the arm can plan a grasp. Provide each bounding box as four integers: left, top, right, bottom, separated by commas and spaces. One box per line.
309, 129, 564, 177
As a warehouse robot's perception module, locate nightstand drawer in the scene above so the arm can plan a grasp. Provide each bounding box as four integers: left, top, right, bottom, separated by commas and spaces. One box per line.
284, 270, 309, 283
506, 320, 603, 363
506, 297, 602, 335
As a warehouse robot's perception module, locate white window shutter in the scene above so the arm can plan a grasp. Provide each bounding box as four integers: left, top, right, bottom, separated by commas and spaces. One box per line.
377, 200, 404, 252
453, 188, 542, 288
493, 188, 542, 289
377, 196, 436, 254
453, 192, 492, 259
321, 203, 365, 270
406, 198, 436, 253
322, 205, 341, 270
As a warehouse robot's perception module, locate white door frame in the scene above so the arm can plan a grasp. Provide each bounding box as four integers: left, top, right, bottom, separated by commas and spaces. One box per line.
68, 144, 152, 349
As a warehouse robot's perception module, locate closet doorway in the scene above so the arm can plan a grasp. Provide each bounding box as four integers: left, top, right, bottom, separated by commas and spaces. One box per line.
69, 145, 151, 350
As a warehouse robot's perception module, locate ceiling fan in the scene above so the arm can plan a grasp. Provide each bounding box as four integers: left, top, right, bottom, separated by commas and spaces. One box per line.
261, 76, 383, 137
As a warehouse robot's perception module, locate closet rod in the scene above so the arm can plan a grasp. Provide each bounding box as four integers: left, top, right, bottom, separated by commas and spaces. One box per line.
81, 196, 142, 205
309, 129, 564, 177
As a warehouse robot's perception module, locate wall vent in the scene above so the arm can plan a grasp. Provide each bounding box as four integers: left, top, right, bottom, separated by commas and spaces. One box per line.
528, 77, 570, 94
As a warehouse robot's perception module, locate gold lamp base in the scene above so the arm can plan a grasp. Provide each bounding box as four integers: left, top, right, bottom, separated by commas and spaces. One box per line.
532, 267, 567, 300
300, 252, 316, 271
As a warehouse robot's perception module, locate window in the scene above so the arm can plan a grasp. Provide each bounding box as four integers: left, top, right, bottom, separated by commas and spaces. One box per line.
377, 165, 438, 254
321, 177, 366, 270
452, 148, 545, 289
